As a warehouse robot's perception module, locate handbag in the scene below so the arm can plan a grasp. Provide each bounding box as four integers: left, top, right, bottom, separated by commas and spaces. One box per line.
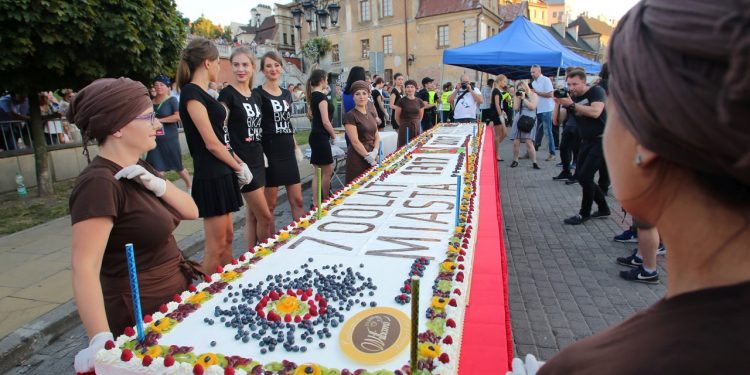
516, 97, 535, 133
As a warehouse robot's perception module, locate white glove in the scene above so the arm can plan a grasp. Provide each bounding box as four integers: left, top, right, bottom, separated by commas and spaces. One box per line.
74, 331, 113, 373
506, 354, 544, 375
363, 153, 377, 166
236, 163, 253, 186
295, 146, 304, 162
114, 165, 167, 197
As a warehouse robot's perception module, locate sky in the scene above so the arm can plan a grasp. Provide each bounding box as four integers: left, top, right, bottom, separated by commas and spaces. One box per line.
175, 0, 641, 26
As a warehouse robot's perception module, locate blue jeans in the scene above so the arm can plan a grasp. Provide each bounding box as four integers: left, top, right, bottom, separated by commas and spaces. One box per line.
534, 111, 555, 155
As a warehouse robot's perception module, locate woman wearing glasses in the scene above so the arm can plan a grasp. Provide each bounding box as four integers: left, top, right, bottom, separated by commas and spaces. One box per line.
176, 38, 253, 275
68, 77, 201, 373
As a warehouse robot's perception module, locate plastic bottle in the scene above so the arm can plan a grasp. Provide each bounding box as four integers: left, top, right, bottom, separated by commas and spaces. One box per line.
15, 173, 28, 198
17, 138, 26, 149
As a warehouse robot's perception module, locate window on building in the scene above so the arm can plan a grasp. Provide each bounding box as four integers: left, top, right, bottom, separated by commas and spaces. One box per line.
532, 10, 536, 19
360, 0, 371, 22
553, 11, 557, 18
332, 44, 340, 62
384, 69, 393, 83
437, 25, 449, 48
383, 35, 392, 54
291, 34, 295, 47
361, 39, 370, 59
382, 0, 393, 17
283, 33, 288, 45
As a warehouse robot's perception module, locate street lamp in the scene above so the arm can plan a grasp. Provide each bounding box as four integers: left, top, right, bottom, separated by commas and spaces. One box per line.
291, 0, 340, 31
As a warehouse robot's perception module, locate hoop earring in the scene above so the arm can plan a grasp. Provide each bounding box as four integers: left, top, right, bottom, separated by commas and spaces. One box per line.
634, 153, 643, 167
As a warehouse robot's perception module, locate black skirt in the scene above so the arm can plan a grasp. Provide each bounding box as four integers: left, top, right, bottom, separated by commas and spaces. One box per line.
241, 164, 266, 193
262, 135, 301, 187
191, 173, 243, 218
309, 131, 333, 165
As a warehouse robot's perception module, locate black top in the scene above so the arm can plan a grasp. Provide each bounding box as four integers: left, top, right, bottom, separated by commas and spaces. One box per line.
572, 85, 607, 140
417, 88, 436, 114
257, 87, 294, 138
179, 83, 231, 179
488, 88, 503, 118
390, 87, 403, 112
310, 91, 333, 135
153, 96, 179, 125
371, 89, 386, 121
218, 85, 264, 168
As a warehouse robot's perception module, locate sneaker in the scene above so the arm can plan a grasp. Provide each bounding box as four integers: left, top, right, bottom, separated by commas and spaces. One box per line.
532, 163, 541, 170
545, 155, 556, 162
613, 229, 638, 243
591, 209, 611, 218
556, 162, 564, 167
656, 243, 666, 255
619, 267, 659, 284
564, 214, 590, 225
553, 171, 573, 181
510, 161, 519, 168
616, 249, 643, 268
565, 178, 578, 185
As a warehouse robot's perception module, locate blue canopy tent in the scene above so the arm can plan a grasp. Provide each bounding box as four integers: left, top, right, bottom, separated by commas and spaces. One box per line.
442, 16, 601, 80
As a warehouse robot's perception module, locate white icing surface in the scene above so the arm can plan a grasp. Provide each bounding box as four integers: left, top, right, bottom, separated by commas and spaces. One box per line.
99, 124, 486, 374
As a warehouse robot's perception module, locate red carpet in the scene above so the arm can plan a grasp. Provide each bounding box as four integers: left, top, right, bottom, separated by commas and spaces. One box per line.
459, 126, 513, 374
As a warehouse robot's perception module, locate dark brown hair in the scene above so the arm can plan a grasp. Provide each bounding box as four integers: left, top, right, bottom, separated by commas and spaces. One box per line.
566, 70, 586, 81
176, 38, 219, 89
404, 79, 418, 88
259, 51, 284, 72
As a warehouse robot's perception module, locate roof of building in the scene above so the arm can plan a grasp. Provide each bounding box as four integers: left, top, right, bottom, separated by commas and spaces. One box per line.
416, 0, 482, 18
541, 25, 595, 54
498, 1, 528, 23
569, 16, 613, 36
254, 16, 277, 43
545, 0, 565, 4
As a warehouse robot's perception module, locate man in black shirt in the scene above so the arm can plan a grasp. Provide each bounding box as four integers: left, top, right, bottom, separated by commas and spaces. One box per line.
418, 77, 437, 131
557, 70, 610, 225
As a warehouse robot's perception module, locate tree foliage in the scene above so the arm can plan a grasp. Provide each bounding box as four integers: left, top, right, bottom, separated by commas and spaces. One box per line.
190, 15, 227, 39
0, 0, 186, 196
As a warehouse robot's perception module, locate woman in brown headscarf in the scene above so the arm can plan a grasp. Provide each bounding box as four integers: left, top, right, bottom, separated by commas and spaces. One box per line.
69, 78, 201, 373
343, 80, 380, 182
533, 1, 750, 374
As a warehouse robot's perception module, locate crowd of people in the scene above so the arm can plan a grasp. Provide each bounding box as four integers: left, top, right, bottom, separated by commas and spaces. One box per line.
0, 89, 81, 151
66, 0, 750, 369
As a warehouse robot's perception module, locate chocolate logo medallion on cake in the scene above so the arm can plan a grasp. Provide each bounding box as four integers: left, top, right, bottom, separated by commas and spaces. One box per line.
339, 307, 410, 364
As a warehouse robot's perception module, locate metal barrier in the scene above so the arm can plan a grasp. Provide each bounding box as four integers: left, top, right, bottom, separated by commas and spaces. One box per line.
291, 101, 307, 117
0, 121, 31, 152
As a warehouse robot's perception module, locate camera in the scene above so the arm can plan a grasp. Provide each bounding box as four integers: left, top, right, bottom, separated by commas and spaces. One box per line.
516, 89, 525, 97
554, 87, 569, 98
460, 82, 468, 90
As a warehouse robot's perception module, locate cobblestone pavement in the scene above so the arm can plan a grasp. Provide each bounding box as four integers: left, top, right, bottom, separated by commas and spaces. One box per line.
497, 139, 667, 361
5, 177, 342, 375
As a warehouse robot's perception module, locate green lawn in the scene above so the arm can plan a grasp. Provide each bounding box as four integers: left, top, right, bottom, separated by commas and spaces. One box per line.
294, 129, 311, 146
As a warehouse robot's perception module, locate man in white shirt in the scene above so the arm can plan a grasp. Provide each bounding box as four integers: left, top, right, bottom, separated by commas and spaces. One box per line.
530, 65, 557, 161
448, 74, 483, 123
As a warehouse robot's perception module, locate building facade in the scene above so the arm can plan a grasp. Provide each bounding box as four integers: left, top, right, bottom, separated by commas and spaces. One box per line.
296, 0, 504, 86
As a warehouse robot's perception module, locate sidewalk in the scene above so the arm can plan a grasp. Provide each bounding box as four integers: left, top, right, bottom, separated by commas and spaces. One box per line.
0, 148, 320, 371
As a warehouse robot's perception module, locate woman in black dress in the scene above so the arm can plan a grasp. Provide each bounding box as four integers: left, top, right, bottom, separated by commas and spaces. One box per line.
177, 38, 253, 273
371, 77, 389, 129
146, 75, 192, 191
389, 73, 405, 130
218, 47, 274, 247
306, 69, 337, 208
257, 51, 305, 222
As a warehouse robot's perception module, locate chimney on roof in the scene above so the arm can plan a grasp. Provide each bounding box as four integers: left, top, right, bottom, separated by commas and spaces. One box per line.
566, 24, 578, 41
552, 22, 565, 37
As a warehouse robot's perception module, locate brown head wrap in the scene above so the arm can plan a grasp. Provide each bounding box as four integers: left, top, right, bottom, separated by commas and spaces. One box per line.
67, 77, 152, 160
609, 0, 750, 185
350, 80, 370, 95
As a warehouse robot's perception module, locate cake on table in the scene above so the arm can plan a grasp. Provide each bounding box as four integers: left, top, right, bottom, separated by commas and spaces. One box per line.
95, 123, 485, 375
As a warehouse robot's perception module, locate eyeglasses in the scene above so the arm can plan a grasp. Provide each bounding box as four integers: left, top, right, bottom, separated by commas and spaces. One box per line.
133, 112, 156, 127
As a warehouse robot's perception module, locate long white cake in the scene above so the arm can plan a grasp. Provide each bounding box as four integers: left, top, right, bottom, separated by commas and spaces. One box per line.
95, 123, 485, 375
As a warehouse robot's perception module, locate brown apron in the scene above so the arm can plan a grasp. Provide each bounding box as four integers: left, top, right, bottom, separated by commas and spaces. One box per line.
100, 254, 203, 336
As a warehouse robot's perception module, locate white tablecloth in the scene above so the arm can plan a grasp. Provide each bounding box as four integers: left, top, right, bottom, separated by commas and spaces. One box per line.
333, 130, 398, 157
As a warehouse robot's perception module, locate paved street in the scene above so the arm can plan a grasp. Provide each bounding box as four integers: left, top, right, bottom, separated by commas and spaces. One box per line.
4, 137, 669, 374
